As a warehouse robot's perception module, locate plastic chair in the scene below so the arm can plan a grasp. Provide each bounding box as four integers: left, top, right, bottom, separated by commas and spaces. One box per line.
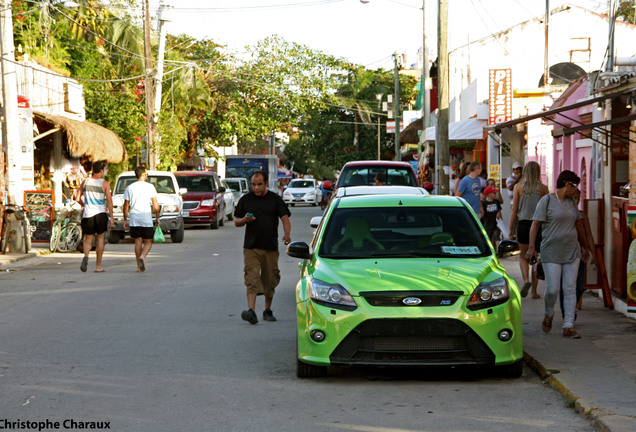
332, 217, 384, 252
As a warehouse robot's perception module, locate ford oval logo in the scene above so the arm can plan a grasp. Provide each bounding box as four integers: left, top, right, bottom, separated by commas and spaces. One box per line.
403, 297, 422, 306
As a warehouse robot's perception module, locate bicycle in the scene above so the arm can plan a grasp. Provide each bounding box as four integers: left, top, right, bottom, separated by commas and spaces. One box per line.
1, 203, 32, 254
49, 201, 83, 253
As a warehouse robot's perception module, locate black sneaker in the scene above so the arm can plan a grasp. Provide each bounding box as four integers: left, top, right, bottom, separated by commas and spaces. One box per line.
241, 308, 258, 325
263, 308, 277, 322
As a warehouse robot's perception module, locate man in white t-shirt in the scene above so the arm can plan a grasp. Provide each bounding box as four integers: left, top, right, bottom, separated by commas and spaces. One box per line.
122, 166, 161, 272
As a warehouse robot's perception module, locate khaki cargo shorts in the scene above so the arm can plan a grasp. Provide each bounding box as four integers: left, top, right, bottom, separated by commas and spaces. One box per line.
243, 249, 281, 297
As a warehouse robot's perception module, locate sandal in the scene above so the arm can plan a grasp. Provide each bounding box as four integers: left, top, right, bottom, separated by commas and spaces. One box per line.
520, 281, 531, 298
542, 315, 553, 333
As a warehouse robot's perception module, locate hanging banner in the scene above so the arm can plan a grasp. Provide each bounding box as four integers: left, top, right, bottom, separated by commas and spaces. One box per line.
489, 69, 512, 125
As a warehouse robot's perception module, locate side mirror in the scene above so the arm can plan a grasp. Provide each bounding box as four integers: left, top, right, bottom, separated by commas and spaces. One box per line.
310, 216, 322, 228
287, 241, 312, 259
497, 239, 520, 259
179, 187, 188, 195
219, 186, 226, 193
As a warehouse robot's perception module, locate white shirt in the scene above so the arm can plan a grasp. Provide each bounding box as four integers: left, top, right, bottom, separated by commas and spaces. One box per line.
124, 181, 158, 227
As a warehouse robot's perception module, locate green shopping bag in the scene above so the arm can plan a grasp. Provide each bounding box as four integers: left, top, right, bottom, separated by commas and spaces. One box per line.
153, 226, 165, 243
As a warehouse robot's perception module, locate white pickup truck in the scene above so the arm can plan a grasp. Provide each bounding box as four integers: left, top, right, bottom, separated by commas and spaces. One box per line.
109, 171, 186, 243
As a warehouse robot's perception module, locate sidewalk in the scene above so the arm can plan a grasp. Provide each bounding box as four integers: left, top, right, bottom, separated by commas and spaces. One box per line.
502, 255, 636, 432
2, 249, 635, 431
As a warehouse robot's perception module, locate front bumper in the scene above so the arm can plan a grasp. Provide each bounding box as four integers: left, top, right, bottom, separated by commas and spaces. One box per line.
296, 292, 523, 368
112, 215, 183, 232
182, 208, 218, 225
284, 195, 318, 205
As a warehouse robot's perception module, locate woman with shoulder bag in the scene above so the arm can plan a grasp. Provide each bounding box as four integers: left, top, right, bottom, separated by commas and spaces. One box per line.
526, 170, 591, 339
509, 161, 549, 299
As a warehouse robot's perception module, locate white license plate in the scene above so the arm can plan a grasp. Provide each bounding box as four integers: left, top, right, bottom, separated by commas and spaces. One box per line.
183, 211, 190, 217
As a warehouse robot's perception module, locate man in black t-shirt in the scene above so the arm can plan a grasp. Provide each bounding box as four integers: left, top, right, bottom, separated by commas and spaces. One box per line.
234, 171, 291, 324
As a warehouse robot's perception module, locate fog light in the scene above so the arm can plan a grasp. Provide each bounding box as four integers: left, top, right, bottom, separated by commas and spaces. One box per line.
498, 329, 513, 341
310, 330, 326, 342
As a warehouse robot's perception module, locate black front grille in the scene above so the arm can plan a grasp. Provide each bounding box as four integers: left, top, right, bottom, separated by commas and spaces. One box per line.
329, 318, 494, 366
360, 290, 463, 307
183, 201, 199, 210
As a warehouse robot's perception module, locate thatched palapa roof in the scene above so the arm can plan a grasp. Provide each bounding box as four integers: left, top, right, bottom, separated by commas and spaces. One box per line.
34, 112, 127, 163
400, 117, 424, 145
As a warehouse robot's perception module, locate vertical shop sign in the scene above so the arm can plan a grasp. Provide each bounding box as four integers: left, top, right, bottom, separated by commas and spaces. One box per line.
25, 190, 54, 242
489, 69, 512, 125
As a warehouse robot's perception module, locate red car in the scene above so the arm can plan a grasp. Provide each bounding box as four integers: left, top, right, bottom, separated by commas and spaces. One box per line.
335, 160, 419, 188
174, 171, 226, 229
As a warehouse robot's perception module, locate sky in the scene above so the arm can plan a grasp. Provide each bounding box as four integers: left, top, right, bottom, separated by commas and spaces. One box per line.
147, 0, 608, 70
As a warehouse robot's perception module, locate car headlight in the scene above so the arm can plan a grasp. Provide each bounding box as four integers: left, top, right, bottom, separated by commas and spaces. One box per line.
306, 191, 316, 197
283, 191, 292, 198
162, 204, 179, 213
467, 277, 509, 311
310, 279, 357, 311
113, 205, 122, 215
201, 199, 216, 207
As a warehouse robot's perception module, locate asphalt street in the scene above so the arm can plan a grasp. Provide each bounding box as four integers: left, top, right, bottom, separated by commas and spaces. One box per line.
0, 206, 595, 432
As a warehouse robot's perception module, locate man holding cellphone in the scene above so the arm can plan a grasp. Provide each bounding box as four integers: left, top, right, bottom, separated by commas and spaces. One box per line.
235, 171, 291, 324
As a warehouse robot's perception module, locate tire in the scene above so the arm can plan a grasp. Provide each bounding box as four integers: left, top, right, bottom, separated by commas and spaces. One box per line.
210, 213, 219, 229
290, 203, 295, 207
49, 223, 61, 252
496, 360, 523, 378
296, 358, 328, 378
109, 230, 122, 244
170, 224, 185, 243
227, 206, 234, 221
219, 212, 225, 227
57, 224, 82, 253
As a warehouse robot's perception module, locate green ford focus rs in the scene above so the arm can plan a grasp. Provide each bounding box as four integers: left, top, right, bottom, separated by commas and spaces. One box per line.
287, 193, 523, 378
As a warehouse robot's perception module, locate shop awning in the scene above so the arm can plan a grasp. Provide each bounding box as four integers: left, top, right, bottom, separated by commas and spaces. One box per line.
34, 112, 127, 163
401, 117, 486, 144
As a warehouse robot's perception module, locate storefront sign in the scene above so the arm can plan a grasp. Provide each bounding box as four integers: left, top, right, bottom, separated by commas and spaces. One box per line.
627, 205, 636, 313
488, 69, 512, 125
386, 120, 405, 134
25, 190, 54, 242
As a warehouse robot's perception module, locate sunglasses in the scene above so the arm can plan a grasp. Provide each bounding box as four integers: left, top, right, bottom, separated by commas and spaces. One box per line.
566, 181, 579, 188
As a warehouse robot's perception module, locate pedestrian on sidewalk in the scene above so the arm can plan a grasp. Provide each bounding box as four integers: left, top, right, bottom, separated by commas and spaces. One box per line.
559, 188, 586, 317
509, 161, 549, 298
527, 170, 591, 339
235, 171, 291, 325
480, 186, 502, 250
78, 160, 113, 273
122, 166, 161, 273
454, 161, 483, 218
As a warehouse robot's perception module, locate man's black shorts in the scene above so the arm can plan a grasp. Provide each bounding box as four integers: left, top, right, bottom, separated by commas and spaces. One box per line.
516, 219, 541, 252
81, 213, 109, 235
130, 226, 155, 240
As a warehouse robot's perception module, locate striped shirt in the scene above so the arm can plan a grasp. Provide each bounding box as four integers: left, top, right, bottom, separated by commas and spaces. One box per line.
82, 178, 107, 218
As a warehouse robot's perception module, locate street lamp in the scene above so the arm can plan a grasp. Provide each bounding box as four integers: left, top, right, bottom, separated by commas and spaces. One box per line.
376, 93, 383, 160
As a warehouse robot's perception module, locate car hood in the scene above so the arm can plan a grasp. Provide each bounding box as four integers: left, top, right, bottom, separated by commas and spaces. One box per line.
113, 193, 181, 207
182, 191, 217, 201
285, 187, 316, 193
311, 256, 503, 295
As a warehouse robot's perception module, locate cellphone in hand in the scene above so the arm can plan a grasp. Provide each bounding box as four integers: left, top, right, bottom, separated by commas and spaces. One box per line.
529, 256, 537, 265
246, 212, 254, 218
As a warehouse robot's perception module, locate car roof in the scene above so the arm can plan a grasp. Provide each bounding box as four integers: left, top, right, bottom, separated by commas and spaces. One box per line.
335, 185, 429, 197
341, 160, 413, 167
174, 171, 217, 176
334, 193, 463, 208
118, 170, 176, 177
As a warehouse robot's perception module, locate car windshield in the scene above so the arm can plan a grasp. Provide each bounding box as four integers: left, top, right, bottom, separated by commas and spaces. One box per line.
318, 206, 490, 259
115, 175, 176, 194
289, 180, 314, 188
175, 175, 215, 193
225, 180, 240, 192
339, 166, 417, 187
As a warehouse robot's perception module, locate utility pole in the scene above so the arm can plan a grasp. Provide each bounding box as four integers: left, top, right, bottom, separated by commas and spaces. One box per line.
143, 0, 156, 169
543, 0, 550, 88
393, 52, 401, 161
436, 0, 449, 195
154, 0, 170, 119
0, 0, 22, 204
419, 0, 430, 183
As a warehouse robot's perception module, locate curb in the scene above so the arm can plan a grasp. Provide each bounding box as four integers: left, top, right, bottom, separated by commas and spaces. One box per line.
524, 350, 633, 432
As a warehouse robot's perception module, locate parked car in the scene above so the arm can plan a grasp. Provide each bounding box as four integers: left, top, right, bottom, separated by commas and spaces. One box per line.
335, 160, 418, 189
110, 171, 185, 243
174, 171, 226, 229
224, 177, 249, 207
282, 178, 322, 206
220, 179, 235, 221
287, 193, 523, 378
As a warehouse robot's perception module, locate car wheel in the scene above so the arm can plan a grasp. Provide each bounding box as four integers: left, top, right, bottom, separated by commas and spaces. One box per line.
219, 212, 225, 227
496, 360, 523, 378
290, 203, 295, 207
227, 206, 234, 221
170, 224, 185, 243
210, 215, 219, 230
296, 358, 327, 378
109, 230, 122, 244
